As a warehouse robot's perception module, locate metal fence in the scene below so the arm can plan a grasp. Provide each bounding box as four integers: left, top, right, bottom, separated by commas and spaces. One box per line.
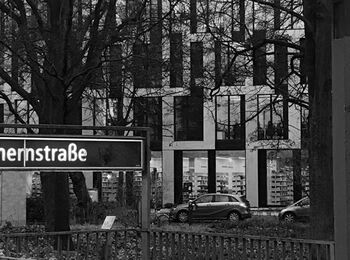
0, 229, 142, 259
150, 230, 335, 260
0, 229, 335, 260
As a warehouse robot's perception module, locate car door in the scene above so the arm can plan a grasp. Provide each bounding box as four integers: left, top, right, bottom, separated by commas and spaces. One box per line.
293, 198, 310, 220
191, 194, 215, 220
297, 198, 310, 220
211, 195, 233, 219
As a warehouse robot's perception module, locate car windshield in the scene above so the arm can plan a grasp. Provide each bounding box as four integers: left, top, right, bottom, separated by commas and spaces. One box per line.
293, 198, 309, 207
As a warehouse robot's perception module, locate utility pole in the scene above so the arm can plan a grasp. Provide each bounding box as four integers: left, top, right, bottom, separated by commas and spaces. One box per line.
332, 0, 350, 259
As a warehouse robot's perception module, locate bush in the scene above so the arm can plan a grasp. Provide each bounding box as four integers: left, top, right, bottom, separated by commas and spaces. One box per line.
86, 201, 139, 227
209, 216, 311, 239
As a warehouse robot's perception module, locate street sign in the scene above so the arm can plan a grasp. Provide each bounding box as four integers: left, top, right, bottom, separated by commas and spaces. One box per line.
0, 136, 143, 170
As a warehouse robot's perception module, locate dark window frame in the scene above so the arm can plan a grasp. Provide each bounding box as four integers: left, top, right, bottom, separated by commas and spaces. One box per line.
174, 96, 204, 141
215, 95, 245, 149
134, 96, 163, 149
170, 32, 183, 88
257, 94, 288, 140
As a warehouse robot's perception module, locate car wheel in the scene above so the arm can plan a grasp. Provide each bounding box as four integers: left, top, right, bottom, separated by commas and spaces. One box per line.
177, 211, 189, 223
228, 211, 240, 222
282, 212, 295, 223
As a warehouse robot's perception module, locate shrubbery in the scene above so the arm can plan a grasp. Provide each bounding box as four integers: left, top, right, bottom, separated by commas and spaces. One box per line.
27, 196, 139, 227
209, 216, 310, 238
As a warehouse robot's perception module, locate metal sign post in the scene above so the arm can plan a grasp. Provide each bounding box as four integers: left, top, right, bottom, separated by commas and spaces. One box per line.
141, 130, 151, 260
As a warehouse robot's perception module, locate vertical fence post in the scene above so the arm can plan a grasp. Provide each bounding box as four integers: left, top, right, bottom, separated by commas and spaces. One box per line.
141, 130, 151, 260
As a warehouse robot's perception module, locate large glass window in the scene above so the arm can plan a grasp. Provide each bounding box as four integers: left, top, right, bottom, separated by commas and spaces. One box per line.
170, 33, 183, 88
182, 151, 208, 202
150, 151, 163, 208
216, 151, 246, 195
258, 94, 287, 140
266, 150, 294, 206
215, 95, 242, 141
215, 42, 247, 86
193, 0, 245, 37
175, 96, 203, 141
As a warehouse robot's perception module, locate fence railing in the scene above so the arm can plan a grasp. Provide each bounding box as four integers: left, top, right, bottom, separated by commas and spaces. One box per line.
150, 230, 335, 260
0, 229, 142, 259
0, 228, 335, 260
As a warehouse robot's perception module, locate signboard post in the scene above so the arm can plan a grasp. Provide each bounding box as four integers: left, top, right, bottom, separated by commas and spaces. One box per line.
101, 216, 116, 259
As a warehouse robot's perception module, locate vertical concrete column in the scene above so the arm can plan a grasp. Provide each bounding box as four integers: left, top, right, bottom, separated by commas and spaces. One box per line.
0, 171, 27, 226
245, 150, 259, 207
162, 150, 174, 204
332, 37, 350, 259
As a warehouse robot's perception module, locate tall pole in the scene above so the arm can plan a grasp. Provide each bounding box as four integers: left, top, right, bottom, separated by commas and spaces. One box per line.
141, 130, 151, 259
332, 0, 350, 259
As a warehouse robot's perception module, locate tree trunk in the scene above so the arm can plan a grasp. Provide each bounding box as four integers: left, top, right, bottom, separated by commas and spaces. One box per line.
305, 0, 334, 240
69, 172, 91, 224
38, 77, 71, 233
40, 172, 70, 232
64, 98, 92, 223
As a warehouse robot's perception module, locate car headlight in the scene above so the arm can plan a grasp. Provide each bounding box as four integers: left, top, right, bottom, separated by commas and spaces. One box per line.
239, 202, 248, 208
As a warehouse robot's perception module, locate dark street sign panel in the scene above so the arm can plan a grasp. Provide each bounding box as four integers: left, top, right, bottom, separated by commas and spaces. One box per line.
0, 136, 143, 170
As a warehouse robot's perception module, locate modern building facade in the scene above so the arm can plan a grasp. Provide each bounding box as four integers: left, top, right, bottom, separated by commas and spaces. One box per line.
127, 0, 308, 208
0, 0, 308, 225
82, 0, 308, 208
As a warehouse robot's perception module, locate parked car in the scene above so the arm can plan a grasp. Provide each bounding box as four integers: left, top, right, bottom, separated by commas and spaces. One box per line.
169, 193, 251, 223
278, 197, 310, 223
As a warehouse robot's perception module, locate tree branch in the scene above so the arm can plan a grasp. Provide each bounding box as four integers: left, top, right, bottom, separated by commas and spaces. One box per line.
251, 0, 314, 35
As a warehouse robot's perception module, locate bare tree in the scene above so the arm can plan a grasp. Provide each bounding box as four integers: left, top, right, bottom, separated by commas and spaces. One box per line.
0, 0, 157, 232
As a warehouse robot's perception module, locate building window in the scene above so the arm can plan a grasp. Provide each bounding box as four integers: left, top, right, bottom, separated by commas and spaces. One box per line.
192, 0, 245, 39
190, 0, 198, 33
258, 94, 287, 140
109, 44, 123, 98
132, 41, 162, 88
216, 151, 246, 196
215, 42, 246, 86
190, 42, 204, 78
134, 97, 162, 143
274, 41, 288, 94
174, 96, 203, 141
150, 151, 163, 208
266, 150, 309, 206
170, 33, 183, 88
253, 30, 267, 85
182, 151, 208, 202
215, 95, 243, 141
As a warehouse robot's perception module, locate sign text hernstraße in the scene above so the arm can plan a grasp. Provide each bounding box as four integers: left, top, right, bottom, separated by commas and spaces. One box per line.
0, 136, 143, 170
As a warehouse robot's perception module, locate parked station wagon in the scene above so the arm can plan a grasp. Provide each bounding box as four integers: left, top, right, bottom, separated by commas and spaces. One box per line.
278, 197, 310, 223
169, 193, 251, 223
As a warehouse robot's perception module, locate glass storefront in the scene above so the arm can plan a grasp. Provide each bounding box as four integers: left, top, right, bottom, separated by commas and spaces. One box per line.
182, 151, 208, 202
150, 151, 163, 208
266, 150, 294, 206
216, 151, 246, 195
